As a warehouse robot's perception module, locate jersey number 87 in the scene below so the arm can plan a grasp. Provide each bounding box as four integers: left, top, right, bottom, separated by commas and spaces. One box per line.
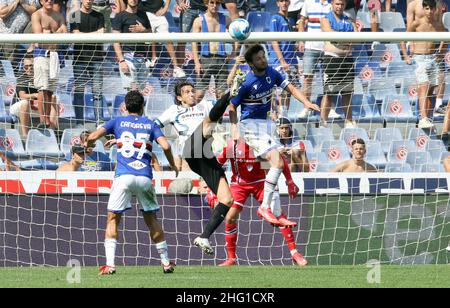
118, 132, 150, 160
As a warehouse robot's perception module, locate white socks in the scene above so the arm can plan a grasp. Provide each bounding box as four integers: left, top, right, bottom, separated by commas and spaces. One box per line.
104, 238, 117, 267
262, 168, 282, 209
156, 241, 170, 266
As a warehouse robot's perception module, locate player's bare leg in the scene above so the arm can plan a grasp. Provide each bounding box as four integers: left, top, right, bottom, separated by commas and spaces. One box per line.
194, 177, 233, 255
220, 206, 242, 266
99, 212, 122, 275
143, 212, 175, 274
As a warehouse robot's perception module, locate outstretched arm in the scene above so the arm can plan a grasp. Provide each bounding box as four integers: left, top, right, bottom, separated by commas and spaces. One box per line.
285, 83, 320, 112
84, 127, 107, 149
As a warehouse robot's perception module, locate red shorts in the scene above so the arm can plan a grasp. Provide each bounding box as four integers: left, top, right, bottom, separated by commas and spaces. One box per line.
230, 181, 264, 210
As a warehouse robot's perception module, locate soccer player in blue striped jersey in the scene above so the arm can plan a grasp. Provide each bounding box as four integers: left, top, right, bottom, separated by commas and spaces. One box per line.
229, 44, 320, 225
85, 90, 179, 275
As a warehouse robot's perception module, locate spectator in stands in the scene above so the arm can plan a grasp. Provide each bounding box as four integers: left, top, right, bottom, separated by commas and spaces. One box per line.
223, 0, 239, 20
401, 0, 446, 129
288, 0, 304, 22
321, 0, 357, 128
92, 0, 112, 32
112, 0, 151, 91
70, 0, 105, 126
297, 0, 331, 122
176, 0, 206, 66
63, 130, 114, 171
57, 144, 86, 171
192, 0, 233, 98
10, 55, 39, 138
444, 155, 450, 172
0, 0, 39, 71
31, 0, 67, 130
269, 0, 300, 116
330, 138, 377, 172
139, 0, 186, 78
0, 151, 20, 171
407, 0, 447, 115
275, 117, 309, 172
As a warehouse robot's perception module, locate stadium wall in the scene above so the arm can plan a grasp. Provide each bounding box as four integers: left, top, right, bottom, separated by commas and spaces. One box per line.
0, 172, 449, 266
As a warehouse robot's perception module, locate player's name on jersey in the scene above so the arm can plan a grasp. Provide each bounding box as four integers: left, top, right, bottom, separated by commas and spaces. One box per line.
0, 172, 449, 195
119, 121, 153, 130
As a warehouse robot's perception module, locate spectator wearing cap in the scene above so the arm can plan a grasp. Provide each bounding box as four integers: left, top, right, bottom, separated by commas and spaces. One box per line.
330, 138, 377, 172
57, 144, 86, 171
275, 117, 309, 172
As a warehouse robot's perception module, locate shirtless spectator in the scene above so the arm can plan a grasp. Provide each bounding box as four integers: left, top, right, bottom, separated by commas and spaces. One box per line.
401, 0, 446, 129
57, 144, 86, 172
407, 0, 447, 115
330, 139, 377, 172
31, 0, 67, 130
275, 117, 309, 172
192, 0, 233, 98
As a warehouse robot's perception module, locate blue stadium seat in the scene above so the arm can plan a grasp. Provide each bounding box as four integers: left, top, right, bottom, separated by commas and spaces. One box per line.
101, 95, 112, 121
381, 94, 417, 123
407, 128, 436, 151
112, 94, 126, 118
0, 128, 29, 159
406, 151, 432, 172
18, 159, 59, 170
264, 0, 279, 14
439, 151, 450, 163
306, 127, 335, 151
386, 61, 417, 87
0, 80, 16, 106
379, 12, 406, 32
336, 94, 382, 123
84, 92, 96, 121
339, 127, 370, 150
368, 78, 398, 102
425, 140, 447, 163
370, 43, 402, 69
320, 140, 351, 164
374, 127, 404, 154
384, 162, 413, 173
355, 11, 371, 30
60, 128, 84, 155
247, 11, 272, 32
152, 142, 169, 167
0, 94, 13, 124
387, 140, 416, 163
365, 140, 387, 169
421, 164, 445, 173
26, 129, 63, 158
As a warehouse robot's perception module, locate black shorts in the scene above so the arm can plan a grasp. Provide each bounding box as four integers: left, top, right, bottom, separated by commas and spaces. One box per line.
323, 55, 355, 95
183, 123, 226, 195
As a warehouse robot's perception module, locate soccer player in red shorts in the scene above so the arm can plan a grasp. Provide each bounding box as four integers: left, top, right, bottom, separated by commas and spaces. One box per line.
207, 138, 308, 267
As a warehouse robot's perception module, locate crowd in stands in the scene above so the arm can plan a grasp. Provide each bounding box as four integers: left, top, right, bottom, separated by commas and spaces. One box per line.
1, 0, 450, 175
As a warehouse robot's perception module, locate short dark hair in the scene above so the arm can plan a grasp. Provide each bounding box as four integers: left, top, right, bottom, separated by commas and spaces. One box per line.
174, 81, 195, 105
351, 138, 366, 147
80, 131, 91, 144
244, 44, 265, 65
123, 0, 140, 7
125, 90, 145, 114
422, 0, 436, 8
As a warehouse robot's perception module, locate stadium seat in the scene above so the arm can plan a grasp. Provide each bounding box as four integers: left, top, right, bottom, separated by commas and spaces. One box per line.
370, 43, 402, 69
406, 151, 432, 172
0, 95, 13, 124
247, 11, 272, 32
60, 128, 85, 155
339, 127, 370, 150
18, 159, 59, 170
320, 140, 351, 164
26, 129, 63, 158
152, 142, 170, 167
0, 80, 16, 106
112, 94, 126, 118
100, 95, 112, 121
355, 11, 371, 30
381, 94, 417, 123
384, 162, 413, 173
336, 94, 382, 123
264, 0, 279, 14
407, 128, 436, 151
386, 61, 417, 87
145, 93, 175, 120
439, 151, 450, 163
0, 60, 15, 79
443, 12, 450, 31
379, 12, 406, 32
298, 139, 314, 155
0, 128, 29, 159
83, 92, 96, 121
365, 140, 387, 168
306, 127, 335, 150
306, 152, 334, 172
425, 140, 447, 162
56, 93, 76, 120
421, 164, 445, 173
374, 127, 404, 154
288, 96, 320, 123
387, 140, 416, 163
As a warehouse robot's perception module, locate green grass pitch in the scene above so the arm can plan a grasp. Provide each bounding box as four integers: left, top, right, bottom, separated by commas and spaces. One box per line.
0, 265, 449, 288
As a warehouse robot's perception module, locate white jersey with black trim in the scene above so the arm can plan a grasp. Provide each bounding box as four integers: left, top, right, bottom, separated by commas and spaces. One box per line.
155, 99, 215, 152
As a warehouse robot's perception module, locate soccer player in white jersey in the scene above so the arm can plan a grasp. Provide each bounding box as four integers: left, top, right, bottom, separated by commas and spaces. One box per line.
156, 81, 233, 255
85, 91, 179, 275
229, 44, 320, 226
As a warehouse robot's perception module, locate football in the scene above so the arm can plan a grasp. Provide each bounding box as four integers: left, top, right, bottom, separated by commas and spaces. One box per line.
229, 18, 251, 41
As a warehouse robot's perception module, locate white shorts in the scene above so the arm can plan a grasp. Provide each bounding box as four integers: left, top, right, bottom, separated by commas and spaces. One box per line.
34, 56, 58, 92
413, 54, 444, 87
108, 175, 159, 214
239, 119, 277, 158
146, 12, 169, 33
